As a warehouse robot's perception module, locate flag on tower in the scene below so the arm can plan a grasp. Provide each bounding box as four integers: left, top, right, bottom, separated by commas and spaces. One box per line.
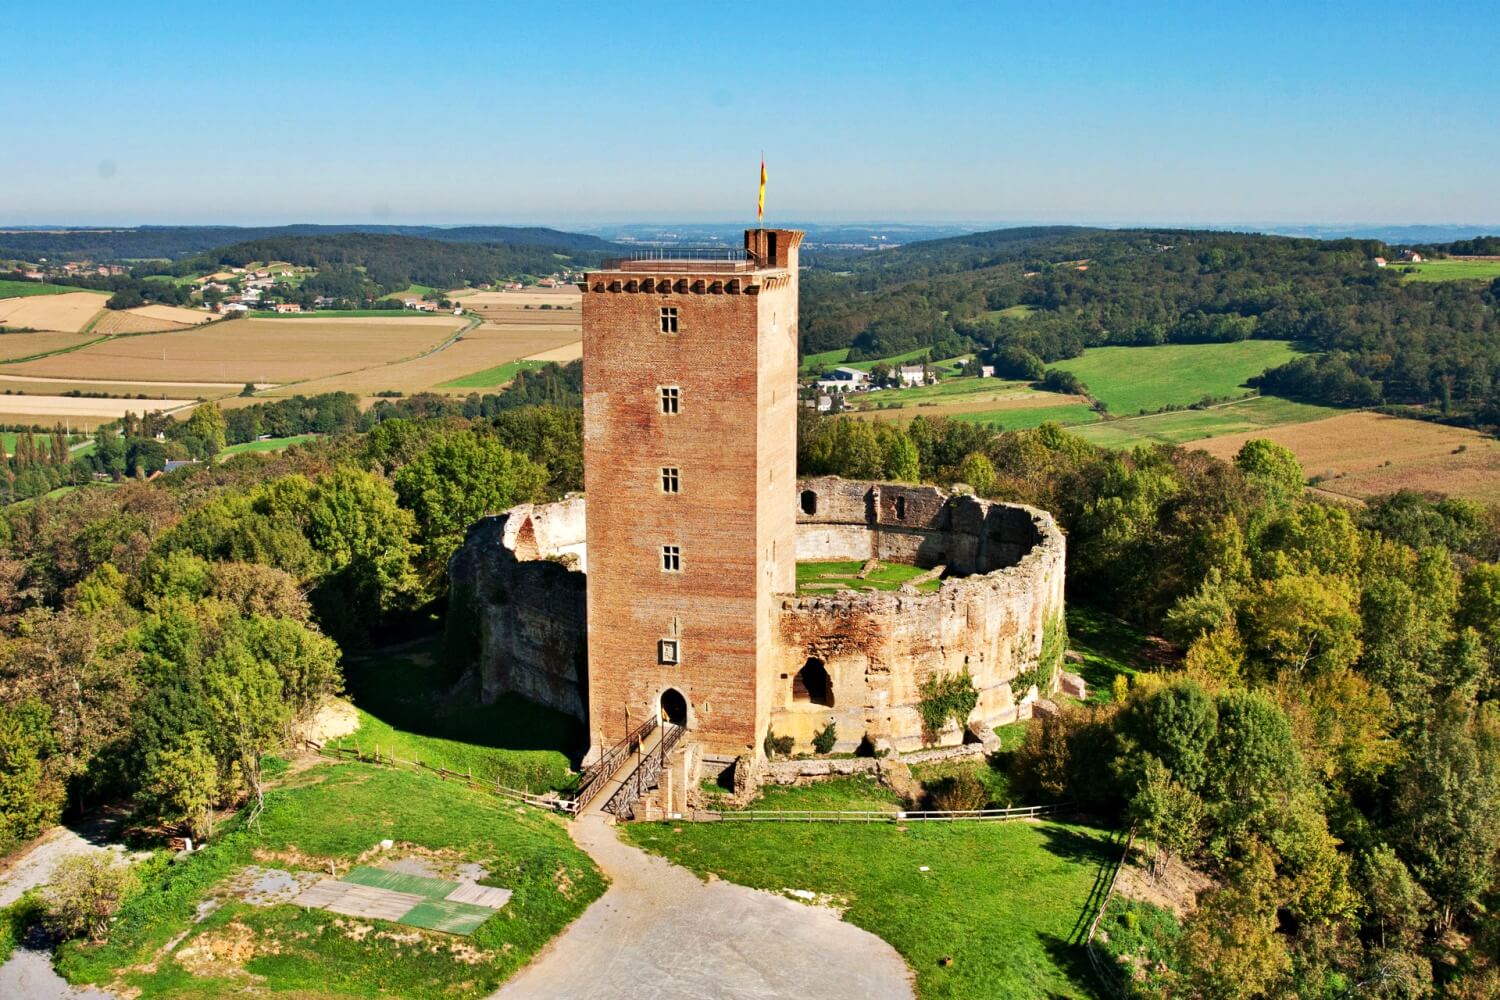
757, 156, 766, 223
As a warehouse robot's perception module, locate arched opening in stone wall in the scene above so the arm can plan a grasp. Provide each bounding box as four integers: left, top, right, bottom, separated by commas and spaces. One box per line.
792, 658, 832, 707
660, 688, 688, 726
800, 489, 818, 515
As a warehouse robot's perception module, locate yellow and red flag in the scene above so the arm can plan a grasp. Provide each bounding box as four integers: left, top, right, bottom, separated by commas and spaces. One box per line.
757, 156, 766, 223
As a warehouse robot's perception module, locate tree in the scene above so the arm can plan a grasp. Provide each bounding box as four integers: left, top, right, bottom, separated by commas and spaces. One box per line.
180, 403, 227, 458
877, 424, 921, 482
1234, 438, 1304, 512
203, 638, 289, 823
45, 853, 135, 942
957, 452, 996, 496
1174, 842, 1291, 999
1242, 572, 1362, 678
1130, 756, 1205, 880
393, 431, 547, 576
0, 700, 63, 853
1121, 679, 1218, 793
143, 731, 219, 839
303, 468, 420, 639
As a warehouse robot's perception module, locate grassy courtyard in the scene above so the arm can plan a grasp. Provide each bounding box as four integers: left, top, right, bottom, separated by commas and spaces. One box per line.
796, 559, 942, 595
627, 780, 1113, 999
57, 765, 605, 998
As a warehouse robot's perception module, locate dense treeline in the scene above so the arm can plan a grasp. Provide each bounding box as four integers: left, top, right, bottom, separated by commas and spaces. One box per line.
0, 269, 194, 310
800, 228, 1500, 420
195, 234, 591, 295
0, 387, 581, 853
804, 413, 1500, 996
0, 225, 618, 263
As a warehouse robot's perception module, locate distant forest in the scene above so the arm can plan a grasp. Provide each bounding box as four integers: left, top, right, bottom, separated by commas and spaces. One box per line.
0, 224, 619, 262
801, 227, 1500, 420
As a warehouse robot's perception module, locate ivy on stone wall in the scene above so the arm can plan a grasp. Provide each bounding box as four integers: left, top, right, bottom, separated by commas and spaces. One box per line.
917, 670, 979, 744
1010, 612, 1067, 700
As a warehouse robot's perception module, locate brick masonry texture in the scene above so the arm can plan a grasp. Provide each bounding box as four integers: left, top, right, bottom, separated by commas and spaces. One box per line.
447, 480, 1066, 754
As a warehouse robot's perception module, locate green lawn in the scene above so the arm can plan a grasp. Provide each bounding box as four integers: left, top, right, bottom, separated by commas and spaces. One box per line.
1065, 604, 1155, 702
1397, 258, 1500, 282
218, 434, 320, 457
1067, 395, 1339, 450
58, 765, 605, 999
850, 375, 1035, 407
796, 559, 940, 595
439, 359, 549, 389
984, 304, 1036, 320
340, 637, 584, 793
799, 347, 851, 374
949, 403, 1100, 430
0, 279, 107, 298
800, 346, 936, 377
1051, 340, 1306, 414
626, 799, 1114, 998
380, 283, 439, 300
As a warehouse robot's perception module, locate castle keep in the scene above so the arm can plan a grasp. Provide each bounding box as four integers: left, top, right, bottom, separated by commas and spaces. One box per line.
448, 229, 1067, 777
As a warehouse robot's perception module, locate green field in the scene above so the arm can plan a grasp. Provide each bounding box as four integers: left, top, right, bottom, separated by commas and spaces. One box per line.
246, 309, 436, 318
381, 283, 439, 300
58, 765, 605, 998
796, 559, 940, 595
949, 403, 1100, 430
1067, 395, 1339, 449
983, 304, 1036, 320
340, 637, 583, 792
218, 434, 320, 457
1397, 258, 1500, 282
1051, 339, 1305, 414
627, 779, 1113, 999
0, 279, 104, 298
439, 359, 549, 389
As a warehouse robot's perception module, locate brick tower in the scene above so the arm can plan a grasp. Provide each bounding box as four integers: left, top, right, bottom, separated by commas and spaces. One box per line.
580, 228, 803, 759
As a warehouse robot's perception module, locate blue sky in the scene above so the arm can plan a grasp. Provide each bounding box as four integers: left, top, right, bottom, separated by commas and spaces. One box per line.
3, 1, 1496, 226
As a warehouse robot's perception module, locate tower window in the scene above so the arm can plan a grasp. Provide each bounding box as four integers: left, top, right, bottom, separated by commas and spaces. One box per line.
800, 489, 818, 515
660, 307, 679, 333
659, 386, 680, 414
895, 496, 907, 521
658, 638, 680, 665
661, 466, 680, 493
792, 658, 833, 707
661, 545, 681, 573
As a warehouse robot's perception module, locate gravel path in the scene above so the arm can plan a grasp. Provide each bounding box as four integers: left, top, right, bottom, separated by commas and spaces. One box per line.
492, 814, 914, 1000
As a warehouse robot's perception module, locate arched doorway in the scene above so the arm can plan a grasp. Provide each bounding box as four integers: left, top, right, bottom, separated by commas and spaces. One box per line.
660, 688, 688, 727
792, 658, 833, 707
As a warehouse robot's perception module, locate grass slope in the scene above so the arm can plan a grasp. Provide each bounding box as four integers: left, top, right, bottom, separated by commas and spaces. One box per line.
626, 795, 1113, 999
58, 765, 605, 998
1052, 340, 1305, 414
1399, 258, 1500, 282
0, 279, 106, 298
218, 433, 320, 457
341, 637, 583, 792
439, 359, 549, 389
949, 403, 1099, 430
1068, 395, 1339, 450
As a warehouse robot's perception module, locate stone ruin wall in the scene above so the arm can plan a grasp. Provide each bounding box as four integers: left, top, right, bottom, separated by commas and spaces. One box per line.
447, 498, 588, 719
772, 478, 1067, 753
447, 481, 1067, 753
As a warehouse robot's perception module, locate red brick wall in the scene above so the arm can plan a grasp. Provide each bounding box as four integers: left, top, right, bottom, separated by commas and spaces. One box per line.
582, 231, 802, 758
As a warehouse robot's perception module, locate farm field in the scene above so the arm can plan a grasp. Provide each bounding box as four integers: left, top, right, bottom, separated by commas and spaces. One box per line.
845, 374, 1094, 429
0, 290, 109, 332
0, 393, 194, 426
950, 402, 1101, 430
0, 315, 465, 385
92, 303, 214, 335
1051, 340, 1305, 414
1398, 258, 1500, 282
218, 433, 320, 457
0, 331, 103, 362
1069, 395, 1341, 449
627, 777, 1111, 999
1195, 411, 1500, 504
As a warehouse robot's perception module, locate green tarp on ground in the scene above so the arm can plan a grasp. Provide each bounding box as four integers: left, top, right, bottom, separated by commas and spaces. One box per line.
342, 865, 458, 900
399, 898, 496, 935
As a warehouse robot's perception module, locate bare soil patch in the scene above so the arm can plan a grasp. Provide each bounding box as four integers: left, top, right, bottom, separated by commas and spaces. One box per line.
92, 312, 192, 336
1196, 411, 1500, 504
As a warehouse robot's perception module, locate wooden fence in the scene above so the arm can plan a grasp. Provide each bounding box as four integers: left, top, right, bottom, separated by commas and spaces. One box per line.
1080, 823, 1137, 999
305, 738, 578, 814
700, 802, 1068, 824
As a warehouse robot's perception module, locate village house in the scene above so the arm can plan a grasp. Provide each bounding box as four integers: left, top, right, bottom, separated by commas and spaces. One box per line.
273, 302, 302, 314
897, 363, 929, 386
815, 366, 870, 392
1373, 257, 1388, 267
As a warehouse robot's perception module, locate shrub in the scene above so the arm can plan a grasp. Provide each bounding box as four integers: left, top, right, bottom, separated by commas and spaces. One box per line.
812, 721, 838, 755
763, 728, 795, 759
929, 771, 988, 812
45, 854, 135, 942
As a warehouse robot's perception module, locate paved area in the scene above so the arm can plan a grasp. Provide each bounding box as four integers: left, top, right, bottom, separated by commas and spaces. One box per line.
493, 814, 914, 1000
0, 947, 115, 999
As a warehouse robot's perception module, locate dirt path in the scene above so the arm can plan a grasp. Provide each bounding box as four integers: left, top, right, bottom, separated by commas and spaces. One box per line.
492, 814, 914, 1000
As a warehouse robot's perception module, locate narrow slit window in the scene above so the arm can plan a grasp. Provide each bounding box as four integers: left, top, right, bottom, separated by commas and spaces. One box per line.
661, 466, 680, 493
659, 386, 680, 414
660, 306, 679, 333
895, 496, 907, 521
661, 545, 681, 573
